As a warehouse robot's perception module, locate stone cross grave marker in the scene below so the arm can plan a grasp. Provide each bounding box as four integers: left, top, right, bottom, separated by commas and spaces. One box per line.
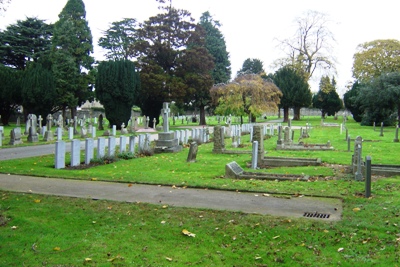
162, 102, 170, 132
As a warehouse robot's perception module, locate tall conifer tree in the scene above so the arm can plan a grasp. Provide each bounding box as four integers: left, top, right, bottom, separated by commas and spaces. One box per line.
51, 0, 94, 119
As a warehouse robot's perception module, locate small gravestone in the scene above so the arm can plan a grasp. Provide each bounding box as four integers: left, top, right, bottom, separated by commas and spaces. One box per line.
225, 161, 244, 178
394, 126, 399, 142
121, 123, 128, 135
112, 125, 117, 136
380, 122, 384, 137
186, 142, 198, 162
0, 130, 2, 146
9, 128, 23, 145
80, 125, 87, 138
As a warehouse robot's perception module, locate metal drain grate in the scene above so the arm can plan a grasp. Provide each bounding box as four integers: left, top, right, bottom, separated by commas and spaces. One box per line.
303, 212, 331, 219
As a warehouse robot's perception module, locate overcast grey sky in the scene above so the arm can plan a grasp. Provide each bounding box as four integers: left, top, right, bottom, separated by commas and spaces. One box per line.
1, 0, 400, 95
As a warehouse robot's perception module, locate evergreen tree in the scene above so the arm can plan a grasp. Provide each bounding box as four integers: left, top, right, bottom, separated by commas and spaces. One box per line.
271, 66, 311, 122
133, 0, 196, 125
0, 65, 22, 125
0, 17, 53, 70
343, 81, 363, 122
21, 59, 56, 117
238, 58, 264, 75
95, 60, 140, 128
98, 18, 138, 60
51, 0, 94, 120
199, 11, 231, 83
313, 76, 343, 118
178, 25, 214, 125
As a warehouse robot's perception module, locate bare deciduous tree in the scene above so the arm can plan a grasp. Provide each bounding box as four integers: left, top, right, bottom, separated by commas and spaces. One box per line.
274, 10, 336, 81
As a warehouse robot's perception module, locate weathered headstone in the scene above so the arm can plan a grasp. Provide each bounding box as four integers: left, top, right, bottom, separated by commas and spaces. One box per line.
225, 161, 244, 178
121, 123, 128, 135
9, 128, 23, 145
153, 118, 156, 129
80, 125, 87, 138
27, 114, 39, 142
38, 115, 43, 129
380, 122, 384, 137
212, 125, 225, 153
0, 130, 2, 147
252, 125, 264, 161
186, 142, 198, 162
394, 126, 399, 142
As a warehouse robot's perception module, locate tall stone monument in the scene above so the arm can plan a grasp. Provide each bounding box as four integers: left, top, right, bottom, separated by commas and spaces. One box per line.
154, 102, 182, 153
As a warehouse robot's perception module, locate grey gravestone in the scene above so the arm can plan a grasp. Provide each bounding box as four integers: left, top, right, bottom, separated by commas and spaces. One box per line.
394, 126, 399, 142
251, 141, 259, 169
57, 127, 63, 141
92, 126, 96, 138
27, 114, 39, 142
154, 102, 182, 153
121, 123, 128, 135
186, 142, 198, 163
0, 130, 2, 146
38, 115, 43, 129
138, 134, 145, 153
70, 139, 80, 167
380, 122, 384, 137
129, 135, 136, 153
353, 136, 363, 174
0, 126, 4, 138
212, 125, 225, 153
108, 136, 116, 157
225, 161, 244, 178
55, 141, 66, 169
120, 136, 127, 153
85, 138, 94, 165
68, 127, 74, 140
112, 125, 116, 136
9, 127, 23, 145
253, 125, 264, 162
81, 126, 87, 138
97, 137, 105, 159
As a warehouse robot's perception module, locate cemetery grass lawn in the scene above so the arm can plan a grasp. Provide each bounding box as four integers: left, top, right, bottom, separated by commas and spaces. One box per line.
1, 180, 399, 266
1, 117, 400, 265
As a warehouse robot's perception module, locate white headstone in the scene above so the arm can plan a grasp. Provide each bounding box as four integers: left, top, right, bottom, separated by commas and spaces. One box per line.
97, 137, 105, 159
70, 139, 80, 167
55, 141, 66, 169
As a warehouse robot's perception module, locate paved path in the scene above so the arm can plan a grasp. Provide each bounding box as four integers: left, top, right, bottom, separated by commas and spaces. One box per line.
0, 174, 342, 220
0, 121, 341, 220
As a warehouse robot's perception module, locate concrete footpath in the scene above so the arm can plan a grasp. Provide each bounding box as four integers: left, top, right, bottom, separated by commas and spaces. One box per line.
0, 173, 342, 221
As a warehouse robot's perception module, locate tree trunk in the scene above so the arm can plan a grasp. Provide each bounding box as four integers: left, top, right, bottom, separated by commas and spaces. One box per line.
293, 106, 301, 120
283, 107, 289, 122
251, 113, 256, 123
199, 105, 206, 125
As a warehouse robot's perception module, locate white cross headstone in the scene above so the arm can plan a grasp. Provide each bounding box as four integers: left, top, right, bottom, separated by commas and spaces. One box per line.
162, 102, 170, 132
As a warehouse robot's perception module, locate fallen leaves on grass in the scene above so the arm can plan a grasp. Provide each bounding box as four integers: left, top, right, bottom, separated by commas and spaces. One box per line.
182, 229, 196, 237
